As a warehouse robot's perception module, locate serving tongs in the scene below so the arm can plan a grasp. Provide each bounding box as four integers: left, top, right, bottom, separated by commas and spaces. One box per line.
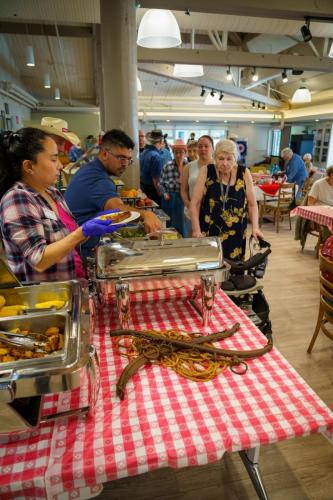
0, 330, 49, 351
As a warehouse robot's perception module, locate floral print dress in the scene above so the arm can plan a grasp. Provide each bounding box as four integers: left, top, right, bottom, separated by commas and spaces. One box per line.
199, 164, 247, 260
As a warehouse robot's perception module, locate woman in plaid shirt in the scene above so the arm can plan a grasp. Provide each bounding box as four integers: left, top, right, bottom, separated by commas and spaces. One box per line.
0, 128, 122, 282
160, 139, 188, 237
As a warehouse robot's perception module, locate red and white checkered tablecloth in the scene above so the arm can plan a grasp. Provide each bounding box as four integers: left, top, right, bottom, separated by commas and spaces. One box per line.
1, 290, 333, 500
291, 205, 333, 231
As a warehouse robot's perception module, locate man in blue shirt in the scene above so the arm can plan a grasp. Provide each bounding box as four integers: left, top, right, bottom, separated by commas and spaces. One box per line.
65, 129, 161, 257
140, 129, 164, 204
281, 147, 308, 197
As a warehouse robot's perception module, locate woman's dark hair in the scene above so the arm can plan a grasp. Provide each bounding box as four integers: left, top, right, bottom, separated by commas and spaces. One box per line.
198, 134, 214, 148
0, 127, 49, 198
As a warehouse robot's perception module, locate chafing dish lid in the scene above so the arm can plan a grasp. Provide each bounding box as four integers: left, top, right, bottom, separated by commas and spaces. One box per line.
96, 236, 223, 278
0, 257, 22, 288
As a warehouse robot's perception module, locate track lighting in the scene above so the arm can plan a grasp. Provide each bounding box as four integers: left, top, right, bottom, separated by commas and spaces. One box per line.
300, 18, 312, 42
200, 87, 206, 97
282, 70, 288, 83
257, 102, 261, 109
226, 66, 232, 81
252, 101, 256, 108
219, 92, 224, 101
251, 68, 258, 82
210, 89, 215, 97
262, 104, 267, 110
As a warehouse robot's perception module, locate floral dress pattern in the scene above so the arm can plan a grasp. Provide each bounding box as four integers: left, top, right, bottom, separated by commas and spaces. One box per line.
199, 164, 247, 260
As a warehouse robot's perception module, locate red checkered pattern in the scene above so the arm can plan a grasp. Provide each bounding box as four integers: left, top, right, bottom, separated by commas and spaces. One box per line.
1, 290, 333, 499
291, 205, 333, 231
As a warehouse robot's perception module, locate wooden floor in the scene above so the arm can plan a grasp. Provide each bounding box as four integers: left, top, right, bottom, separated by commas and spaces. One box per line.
99, 221, 333, 500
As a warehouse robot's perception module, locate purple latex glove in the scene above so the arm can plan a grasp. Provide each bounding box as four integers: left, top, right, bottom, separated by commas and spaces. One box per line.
82, 217, 124, 238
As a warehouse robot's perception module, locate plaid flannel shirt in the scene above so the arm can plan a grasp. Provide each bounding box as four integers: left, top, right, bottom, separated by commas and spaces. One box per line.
0, 182, 77, 282
160, 159, 187, 195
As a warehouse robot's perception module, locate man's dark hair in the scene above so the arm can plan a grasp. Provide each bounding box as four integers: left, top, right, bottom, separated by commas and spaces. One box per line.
101, 129, 135, 150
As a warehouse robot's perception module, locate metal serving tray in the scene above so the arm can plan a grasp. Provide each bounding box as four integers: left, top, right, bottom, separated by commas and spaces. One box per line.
0, 281, 72, 317
96, 236, 224, 279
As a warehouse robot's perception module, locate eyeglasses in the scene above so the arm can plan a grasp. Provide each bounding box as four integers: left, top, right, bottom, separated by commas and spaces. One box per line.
104, 149, 134, 165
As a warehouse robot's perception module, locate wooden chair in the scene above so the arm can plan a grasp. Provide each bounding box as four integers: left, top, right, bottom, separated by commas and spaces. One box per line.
307, 252, 333, 352
259, 183, 296, 233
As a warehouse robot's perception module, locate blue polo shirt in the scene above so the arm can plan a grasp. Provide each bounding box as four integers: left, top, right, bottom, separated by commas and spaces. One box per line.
286, 153, 308, 189
64, 157, 119, 254
140, 145, 163, 186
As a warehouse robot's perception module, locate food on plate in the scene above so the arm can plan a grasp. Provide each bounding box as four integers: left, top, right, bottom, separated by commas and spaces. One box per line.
35, 300, 65, 310
98, 211, 131, 223
0, 326, 65, 362
120, 188, 138, 198
144, 198, 153, 207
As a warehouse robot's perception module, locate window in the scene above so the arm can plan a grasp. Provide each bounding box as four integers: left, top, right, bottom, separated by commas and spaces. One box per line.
269, 129, 281, 156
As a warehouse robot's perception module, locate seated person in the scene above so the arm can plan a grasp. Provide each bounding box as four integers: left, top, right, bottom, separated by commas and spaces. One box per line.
65, 129, 161, 259
0, 128, 122, 282
308, 165, 333, 206
269, 156, 281, 175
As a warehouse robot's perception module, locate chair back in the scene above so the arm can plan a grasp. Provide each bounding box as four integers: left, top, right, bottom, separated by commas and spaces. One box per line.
319, 254, 333, 318
277, 183, 295, 210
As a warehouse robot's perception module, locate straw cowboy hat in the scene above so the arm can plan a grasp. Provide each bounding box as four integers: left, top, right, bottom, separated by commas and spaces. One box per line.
171, 139, 187, 151
33, 117, 81, 146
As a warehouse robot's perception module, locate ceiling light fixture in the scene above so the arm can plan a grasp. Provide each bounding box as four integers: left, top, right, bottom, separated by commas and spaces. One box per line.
257, 102, 261, 109
226, 66, 233, 81
252, 101, 256, 108
291, 85, 311, 103
26, 45, 35, 67
251, 120, 255, 124
200, 87, 206, 97
43, 73, 51, 88
54, 87, 61, 100
173, 64, 204, 77
224, 120, 228, 123
205, 92, 222, 106
300, 17, 312, 42
251, 68, 258, 82
219, 92, 224, 101
210, 89, 215, 97
137, 76, 142, 92
137, 9, 181, 48
282, 69, 288, 83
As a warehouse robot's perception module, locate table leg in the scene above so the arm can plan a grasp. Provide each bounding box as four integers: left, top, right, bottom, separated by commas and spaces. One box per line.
238, 447, 269, 500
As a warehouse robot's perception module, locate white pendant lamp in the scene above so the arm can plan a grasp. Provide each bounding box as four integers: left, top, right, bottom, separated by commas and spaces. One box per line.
205, 92, 222, 106
54, 87, 61, 100
26, 45, 35, 67
137, 9, 181, 49
137, 76, 142, 92
291, 86, 311, 103
43, 73, 51, 88
173, 64, 204, 77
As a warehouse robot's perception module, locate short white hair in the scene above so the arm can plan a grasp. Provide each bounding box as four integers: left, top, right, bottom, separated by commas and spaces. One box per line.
281, 147, 293, 158
303, 153, 312, 161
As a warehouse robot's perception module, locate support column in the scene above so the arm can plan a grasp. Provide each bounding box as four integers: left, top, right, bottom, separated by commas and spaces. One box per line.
100, 0, 139, 188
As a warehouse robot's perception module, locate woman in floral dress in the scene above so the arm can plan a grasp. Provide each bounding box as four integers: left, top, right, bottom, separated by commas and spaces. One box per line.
190, 139, 263, 260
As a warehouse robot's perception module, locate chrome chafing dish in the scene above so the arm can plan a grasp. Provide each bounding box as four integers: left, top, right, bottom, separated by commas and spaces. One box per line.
90, 236, 229, 327
0, 259, 99, 435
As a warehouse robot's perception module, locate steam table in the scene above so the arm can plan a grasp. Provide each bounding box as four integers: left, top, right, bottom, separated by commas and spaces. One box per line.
1, 288, 333, 499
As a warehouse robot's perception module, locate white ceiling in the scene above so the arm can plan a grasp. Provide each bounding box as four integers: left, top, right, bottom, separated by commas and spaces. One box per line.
0, 0, 333, 123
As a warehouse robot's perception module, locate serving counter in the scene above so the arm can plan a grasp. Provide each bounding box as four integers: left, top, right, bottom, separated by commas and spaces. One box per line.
1, 286, 332, 500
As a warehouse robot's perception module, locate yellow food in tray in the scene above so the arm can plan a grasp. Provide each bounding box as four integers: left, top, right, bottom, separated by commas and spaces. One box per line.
0, 305, 27, 317
0, 295, 6, 308
0, 327, 65, 362
35, 300, 65, 309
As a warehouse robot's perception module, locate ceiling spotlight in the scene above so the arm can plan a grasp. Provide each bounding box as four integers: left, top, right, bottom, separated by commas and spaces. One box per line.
282, 70, 288, 83
219, 92, 224, 101
26, 45, 35, 67
252, 101, 256, 108
300, 18, 312, 42
262, 104, 267, 110
251, 120, 255, 124
185, 9, 190, 15
226, 66, 233, 81
43, 73, 51, 88
257, 102, 261, 109
224, 120, 228, 123
315, 119, 319, 122
251, 68, 258, 82
200, 87, 206, 97
210, 89, 215, 97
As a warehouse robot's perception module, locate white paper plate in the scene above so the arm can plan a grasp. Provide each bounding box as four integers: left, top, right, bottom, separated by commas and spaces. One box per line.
98, 211, 140, 225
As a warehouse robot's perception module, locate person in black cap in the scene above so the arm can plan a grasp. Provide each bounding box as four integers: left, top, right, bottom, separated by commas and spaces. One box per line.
139, 129, 164, 205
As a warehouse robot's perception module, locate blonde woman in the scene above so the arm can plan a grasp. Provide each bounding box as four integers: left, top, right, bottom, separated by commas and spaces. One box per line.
181, 135, 214, 234
190, 139, 263, 260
